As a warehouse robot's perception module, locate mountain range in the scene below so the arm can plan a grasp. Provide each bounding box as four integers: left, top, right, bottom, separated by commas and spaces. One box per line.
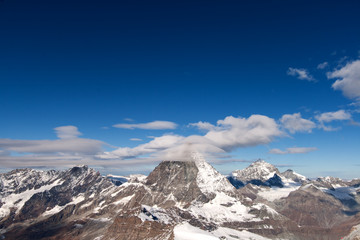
1, 155, 360, 240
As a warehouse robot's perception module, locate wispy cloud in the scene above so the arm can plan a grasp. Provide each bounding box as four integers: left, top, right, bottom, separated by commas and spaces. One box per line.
269, 147, 317, 154
328, 59, 360, 101
0, 126, 104, 168
113, 121, 178, 130
349, 120, 360, 127
130, 138, 143, 141
317, 62, 328, 69
124, 118, 134, 122
315, 110, 351, 122
280, 113, 316, 134
315, 110, 352, 131
287, 67, 316, 82
98, 135, 184, 159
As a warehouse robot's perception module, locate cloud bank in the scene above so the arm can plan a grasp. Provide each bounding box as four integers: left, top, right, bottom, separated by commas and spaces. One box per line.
0, 107, 355, 170
101, 115, 284, 162
269, 147, 317, 155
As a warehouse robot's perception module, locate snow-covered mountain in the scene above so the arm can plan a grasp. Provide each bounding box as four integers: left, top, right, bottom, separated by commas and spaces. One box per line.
228, 159, 307, 189
231, 159, 281, 183
1, 157, 360, 240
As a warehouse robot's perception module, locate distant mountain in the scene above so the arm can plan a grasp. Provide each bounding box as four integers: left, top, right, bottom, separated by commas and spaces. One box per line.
227, 159, 307, 188
106, 174, 129, 186
1, 157, 360, 240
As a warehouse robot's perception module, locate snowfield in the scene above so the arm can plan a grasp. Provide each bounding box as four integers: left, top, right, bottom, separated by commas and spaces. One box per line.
174, 222, 271, 240
189, 192, 259, 223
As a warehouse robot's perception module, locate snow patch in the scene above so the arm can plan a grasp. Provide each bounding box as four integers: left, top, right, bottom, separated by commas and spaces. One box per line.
138, 205, 173, 224
112, 194, 135, 205
42, 195, 85, 216
0, 178, 64, 218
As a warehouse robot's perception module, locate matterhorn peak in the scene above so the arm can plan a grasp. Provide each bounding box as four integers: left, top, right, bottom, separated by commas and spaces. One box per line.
145, 152, 235, 204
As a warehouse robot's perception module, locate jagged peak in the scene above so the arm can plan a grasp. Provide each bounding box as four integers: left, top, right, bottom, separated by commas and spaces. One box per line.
67, 165, 94, 175
231, 160, 279, 183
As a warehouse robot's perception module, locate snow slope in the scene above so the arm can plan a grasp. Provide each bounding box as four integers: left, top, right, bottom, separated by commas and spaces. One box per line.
192, 152, 235, 196
174, 222, 271, 240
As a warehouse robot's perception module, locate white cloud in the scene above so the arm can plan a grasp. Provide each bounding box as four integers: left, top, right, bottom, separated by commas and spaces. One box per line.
130, 138, 143, 141
315, 110, 352, 122
269, 147, 317, 154
113, 121, 177, 130
287, 67, 315, 82
54, 126, 82, 139
204, 115, 283, 150
315, 110, 352, 131
280, 113, 316, 134
328, 59, 360, 101
0, 138, 104, 155
317, 62, 328, 69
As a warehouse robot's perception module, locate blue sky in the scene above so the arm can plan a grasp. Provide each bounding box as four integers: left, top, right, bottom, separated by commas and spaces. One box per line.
0, 0, 360, 178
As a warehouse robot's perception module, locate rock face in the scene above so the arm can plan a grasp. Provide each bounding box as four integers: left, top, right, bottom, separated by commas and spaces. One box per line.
145, 160, 209, 204
1, 158, 360, 240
